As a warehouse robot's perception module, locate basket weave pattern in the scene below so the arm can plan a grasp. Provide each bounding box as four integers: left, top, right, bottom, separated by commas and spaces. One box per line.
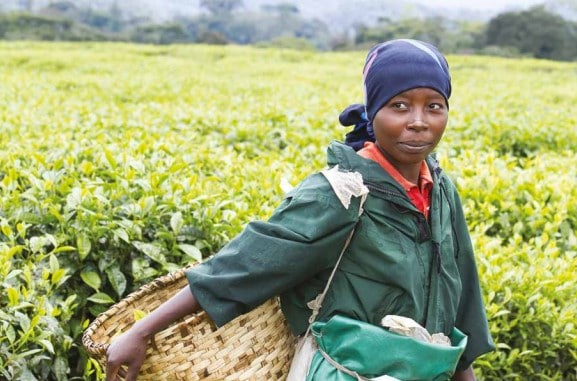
82, 267, 297, 380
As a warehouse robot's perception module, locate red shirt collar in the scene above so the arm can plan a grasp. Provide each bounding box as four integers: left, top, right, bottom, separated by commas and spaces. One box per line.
357, 142, 433, 217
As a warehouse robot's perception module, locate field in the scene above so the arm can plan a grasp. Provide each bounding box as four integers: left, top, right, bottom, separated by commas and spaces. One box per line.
1, 41, 577, 380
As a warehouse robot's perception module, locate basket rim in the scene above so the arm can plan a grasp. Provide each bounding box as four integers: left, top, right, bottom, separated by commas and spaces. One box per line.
81, 266, 190, 357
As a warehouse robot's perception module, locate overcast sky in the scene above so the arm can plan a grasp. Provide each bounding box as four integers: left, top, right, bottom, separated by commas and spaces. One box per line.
411, 0, 543, 10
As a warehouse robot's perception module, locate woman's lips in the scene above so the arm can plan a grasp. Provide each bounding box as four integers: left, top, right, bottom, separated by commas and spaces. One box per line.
398, 141, 431, 153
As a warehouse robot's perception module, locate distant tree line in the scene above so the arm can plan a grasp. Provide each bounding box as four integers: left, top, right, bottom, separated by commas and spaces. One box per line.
353, 6, 577, 61
1, 1, 577, 61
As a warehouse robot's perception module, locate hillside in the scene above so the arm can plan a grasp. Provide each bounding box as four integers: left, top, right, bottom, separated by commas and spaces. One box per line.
4, 0, 575, 32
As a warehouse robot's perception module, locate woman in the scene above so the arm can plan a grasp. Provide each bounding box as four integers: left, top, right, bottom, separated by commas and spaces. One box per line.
105, 39, 494, 381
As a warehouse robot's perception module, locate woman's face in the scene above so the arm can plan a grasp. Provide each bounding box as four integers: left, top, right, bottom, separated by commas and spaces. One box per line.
372, 87, 448, 174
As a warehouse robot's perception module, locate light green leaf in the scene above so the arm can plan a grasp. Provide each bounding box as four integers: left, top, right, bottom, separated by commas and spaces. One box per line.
77, 233, 92, 261
17, 311, 31, 332
29, 236, 47, 253
14, 348, 43, 359
49, 254, 59, 273
53, 356, 69, 381
16, 222, 27, 238
132, 241, 166, 265
28, 174, 44, 191
8, 245, 24, 257
113, 228, 130, 243
81, 271, 102, 291
45, 234, 58, 249
133, 309, 148, 321
87, 292, 115, 305
48, 206, 64, 223
106, 266, 127, 297
51, 269, 69, 287
7, 287, 19, 306
40, 339, 55, 354
18, 367, 40, 381
6, 324, 16, 344
52, 246, 76, 254
178, 244, 202, 261
66, 187, 82, 210
1, 224, 13, 238
104, 149, 117, 168
140, 196, 155, 214
128, 159, 145, 172
6, 270, 23, 281
170, 212, 183, 235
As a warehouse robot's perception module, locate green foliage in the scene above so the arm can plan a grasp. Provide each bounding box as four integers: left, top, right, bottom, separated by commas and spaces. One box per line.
2, 2, 577, 60
130, 23, 190, 45
356, 16, 447, 47
0, 13, 106, 41
180, 10, 331, 49
353, 16, 490, 56
0, 1, 331, 48
1, 42, 577, 380
485, 6, 577, 61
0, 233, 77, 380
40, 1, 124, 34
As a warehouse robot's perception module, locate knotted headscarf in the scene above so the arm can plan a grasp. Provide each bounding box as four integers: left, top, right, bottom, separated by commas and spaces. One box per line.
341, 39, 452, 151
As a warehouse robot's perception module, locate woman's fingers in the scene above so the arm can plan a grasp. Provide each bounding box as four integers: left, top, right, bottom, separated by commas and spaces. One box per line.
125, 363, 142, 381
118, 366, 128, 379
105, 363, 120, 381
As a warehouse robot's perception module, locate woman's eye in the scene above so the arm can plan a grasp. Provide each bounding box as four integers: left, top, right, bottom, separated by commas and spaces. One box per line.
429, 103, 444, 110
392, 102, 407, 109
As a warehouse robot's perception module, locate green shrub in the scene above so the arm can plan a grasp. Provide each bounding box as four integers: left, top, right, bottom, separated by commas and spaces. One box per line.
0, 13, 105, 41
0, 229, 78, 380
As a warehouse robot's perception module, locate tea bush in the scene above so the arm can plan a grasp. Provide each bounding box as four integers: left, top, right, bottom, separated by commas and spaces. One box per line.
1, 42, 576, 380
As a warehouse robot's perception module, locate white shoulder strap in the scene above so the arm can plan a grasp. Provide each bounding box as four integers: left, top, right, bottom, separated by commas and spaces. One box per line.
304, 168, 368, 336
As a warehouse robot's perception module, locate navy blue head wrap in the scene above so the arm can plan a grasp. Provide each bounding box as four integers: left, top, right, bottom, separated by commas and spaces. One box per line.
341, 39, 452, 151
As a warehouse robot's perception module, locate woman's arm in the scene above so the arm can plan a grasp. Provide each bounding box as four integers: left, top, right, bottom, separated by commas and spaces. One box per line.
105, 286, 200, 381
452, 366, 476, 381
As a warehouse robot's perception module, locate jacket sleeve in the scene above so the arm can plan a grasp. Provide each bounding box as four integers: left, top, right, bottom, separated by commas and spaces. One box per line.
185, 172, 363, 328
448, 180, 496, 370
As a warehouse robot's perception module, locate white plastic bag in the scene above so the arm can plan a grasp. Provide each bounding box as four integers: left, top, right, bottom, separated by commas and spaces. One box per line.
286, 335, 317, 380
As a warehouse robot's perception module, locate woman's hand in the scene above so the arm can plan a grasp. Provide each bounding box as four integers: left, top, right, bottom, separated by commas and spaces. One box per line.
105, 328, 149, 381
104, 286, 201, 381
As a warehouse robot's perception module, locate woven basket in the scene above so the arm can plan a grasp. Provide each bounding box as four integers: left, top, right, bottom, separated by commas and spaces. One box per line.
82, 266, 297, 380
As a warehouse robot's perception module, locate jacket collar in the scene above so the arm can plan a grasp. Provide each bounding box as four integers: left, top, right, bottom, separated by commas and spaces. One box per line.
326, 141, 444, 187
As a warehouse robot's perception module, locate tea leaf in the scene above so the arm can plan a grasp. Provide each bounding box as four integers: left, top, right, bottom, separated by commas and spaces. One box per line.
132, 241, 166, 265
80, 271, 101, 291
178, 244, 202, 261
1, 224, 13, 238
87, 292, 115, 305
6, 325, 16, 344
76, 233, 92, 261
7, 287, 19, 306
39, 339, 54, 354
113, 228, 130, 244
106, 266, 127, 297
133, 309, 148, 321
49, 254, 59, 273
170, 212, 183, 235
29, 237, 46, 254
51, 269, 68, 287
52, 246, 76, 254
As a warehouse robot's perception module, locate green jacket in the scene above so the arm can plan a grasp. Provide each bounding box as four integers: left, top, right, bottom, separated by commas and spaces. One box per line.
186, 141, 494, 370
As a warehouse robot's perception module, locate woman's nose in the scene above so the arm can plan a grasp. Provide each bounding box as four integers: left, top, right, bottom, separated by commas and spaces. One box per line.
407, 114, 428, 129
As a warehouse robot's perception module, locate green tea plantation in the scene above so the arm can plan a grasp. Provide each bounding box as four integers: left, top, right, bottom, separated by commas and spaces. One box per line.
1, 42, 576, 380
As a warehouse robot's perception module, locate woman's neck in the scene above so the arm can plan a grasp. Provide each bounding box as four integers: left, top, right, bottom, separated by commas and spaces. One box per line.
376, 143, 421, 184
